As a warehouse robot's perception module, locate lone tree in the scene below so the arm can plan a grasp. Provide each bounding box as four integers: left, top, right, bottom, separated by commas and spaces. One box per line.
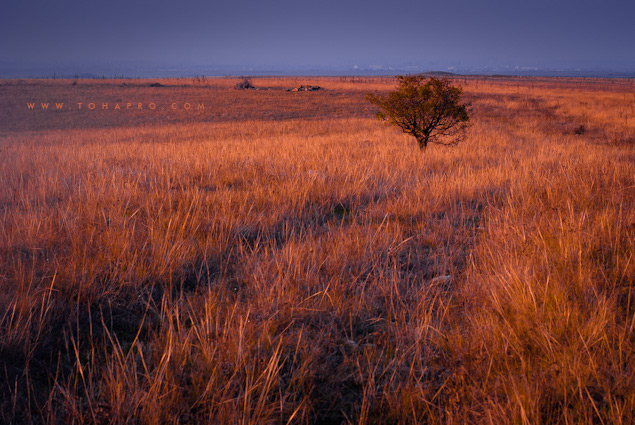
366, 75, 470, 151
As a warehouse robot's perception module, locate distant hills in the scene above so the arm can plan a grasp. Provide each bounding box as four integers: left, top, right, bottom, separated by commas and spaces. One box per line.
0, 61, 633, 79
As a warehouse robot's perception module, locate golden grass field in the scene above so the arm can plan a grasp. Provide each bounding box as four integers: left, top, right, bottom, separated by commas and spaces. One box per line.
1, 75, 634, 424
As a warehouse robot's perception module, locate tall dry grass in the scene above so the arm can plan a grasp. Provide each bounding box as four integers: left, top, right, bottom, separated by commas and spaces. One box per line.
0, 76, 634, 424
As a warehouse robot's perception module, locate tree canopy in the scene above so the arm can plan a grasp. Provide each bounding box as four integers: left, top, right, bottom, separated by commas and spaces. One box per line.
366, 75, 470, 151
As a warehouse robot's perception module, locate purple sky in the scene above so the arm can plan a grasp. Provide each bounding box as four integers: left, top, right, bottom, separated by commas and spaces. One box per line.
2, 0, 634, 74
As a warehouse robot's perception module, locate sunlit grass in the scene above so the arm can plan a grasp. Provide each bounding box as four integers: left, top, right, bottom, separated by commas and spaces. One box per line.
0, 76, 634, 424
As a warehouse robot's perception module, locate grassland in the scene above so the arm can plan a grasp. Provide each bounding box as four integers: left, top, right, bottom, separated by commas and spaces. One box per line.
1, 75, 634, 424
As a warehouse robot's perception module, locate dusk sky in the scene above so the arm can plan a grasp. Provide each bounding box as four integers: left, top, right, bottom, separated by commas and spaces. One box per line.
2, 0, 634, 75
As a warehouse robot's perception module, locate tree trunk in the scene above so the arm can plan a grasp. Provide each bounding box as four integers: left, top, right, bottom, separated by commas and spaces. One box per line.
416, 136, 428, 151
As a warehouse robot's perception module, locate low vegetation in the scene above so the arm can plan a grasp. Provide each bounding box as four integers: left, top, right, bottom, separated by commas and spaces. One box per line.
0, 76, 634, 424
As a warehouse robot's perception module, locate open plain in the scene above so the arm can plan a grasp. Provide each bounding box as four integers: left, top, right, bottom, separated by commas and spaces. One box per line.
1, 76, 635, 424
